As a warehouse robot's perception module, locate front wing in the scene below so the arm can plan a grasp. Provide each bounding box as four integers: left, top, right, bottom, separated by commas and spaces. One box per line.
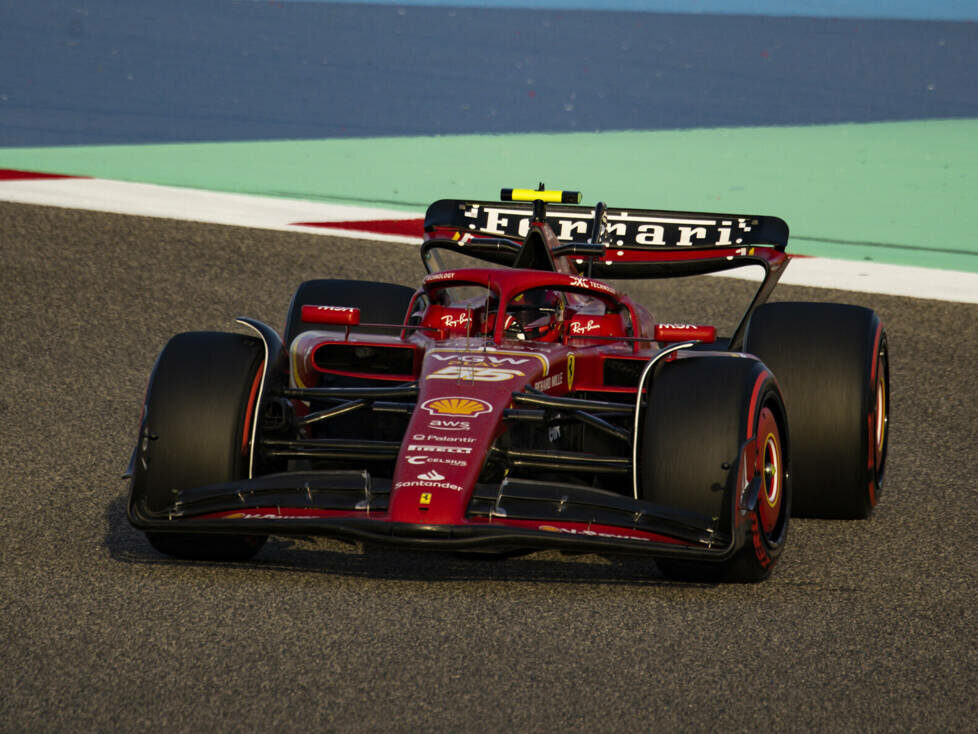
128, 469, 763, 562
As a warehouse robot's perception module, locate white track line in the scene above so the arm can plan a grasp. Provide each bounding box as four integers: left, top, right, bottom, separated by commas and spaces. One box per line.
2, 175, 975, 303
0, 176, 420, 242
710, 258, 978, 303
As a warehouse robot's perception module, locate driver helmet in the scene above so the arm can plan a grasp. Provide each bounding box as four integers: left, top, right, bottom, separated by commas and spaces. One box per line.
505, 289, 564, 340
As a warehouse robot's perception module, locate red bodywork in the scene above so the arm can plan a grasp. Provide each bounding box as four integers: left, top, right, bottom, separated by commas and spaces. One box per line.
224, 265, 690, 546
132, 194, 792, 560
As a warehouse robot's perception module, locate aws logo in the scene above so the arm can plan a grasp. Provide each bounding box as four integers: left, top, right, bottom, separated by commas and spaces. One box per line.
429, 419, 470, 431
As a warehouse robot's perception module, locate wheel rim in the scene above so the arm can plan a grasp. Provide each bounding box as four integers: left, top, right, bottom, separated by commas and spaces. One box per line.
757, 406, 783, 535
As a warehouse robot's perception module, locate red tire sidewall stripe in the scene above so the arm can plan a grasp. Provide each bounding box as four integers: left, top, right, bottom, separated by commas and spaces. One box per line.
867, 321, 884, 506
746, 369, 771, 439
869, 320, 883, 384
745, 368, 784, 565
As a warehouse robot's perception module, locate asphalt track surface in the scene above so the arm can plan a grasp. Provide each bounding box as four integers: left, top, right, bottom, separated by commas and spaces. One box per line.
2, 201, 976, 732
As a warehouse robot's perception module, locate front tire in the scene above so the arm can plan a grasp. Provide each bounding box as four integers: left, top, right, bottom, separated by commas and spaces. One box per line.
129, 331, 268, 560
640, 356, 791, 582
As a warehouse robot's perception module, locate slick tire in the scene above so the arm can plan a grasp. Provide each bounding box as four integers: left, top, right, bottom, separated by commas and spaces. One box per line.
744, 302, 889, 519
640, 356, 790, 583
284, 279, 416, 346
130, 331, 268, 561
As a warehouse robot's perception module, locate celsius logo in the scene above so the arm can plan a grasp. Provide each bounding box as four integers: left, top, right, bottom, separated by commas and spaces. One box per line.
418, 470, 445, 481
406, 456, 467, 467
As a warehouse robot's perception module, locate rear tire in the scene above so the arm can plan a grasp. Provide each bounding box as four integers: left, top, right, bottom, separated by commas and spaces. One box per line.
744, 302, 889, 519
640, 356, 790, 582
284, 279, 416, 346
130, 331, 268, 560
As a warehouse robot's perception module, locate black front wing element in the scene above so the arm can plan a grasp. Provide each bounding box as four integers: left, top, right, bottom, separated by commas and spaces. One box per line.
128, 470, 760, 562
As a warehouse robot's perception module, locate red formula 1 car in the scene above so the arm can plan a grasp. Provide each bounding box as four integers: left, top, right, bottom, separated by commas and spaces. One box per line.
127, 188, 889, 581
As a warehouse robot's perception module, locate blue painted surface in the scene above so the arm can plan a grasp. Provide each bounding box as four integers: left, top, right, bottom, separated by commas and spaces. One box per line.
267, 0, 978, 22
1, 1, 976, 146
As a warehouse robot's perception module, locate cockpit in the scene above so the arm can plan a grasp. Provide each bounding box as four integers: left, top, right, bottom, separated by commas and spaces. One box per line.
412, 268, 632, 344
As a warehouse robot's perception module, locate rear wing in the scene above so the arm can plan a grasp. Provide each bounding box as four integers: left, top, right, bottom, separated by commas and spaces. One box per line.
423, 193, 792, 349
425, 198, 787, 250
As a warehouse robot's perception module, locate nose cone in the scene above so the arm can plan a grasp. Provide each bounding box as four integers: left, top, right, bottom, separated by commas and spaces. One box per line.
388, 345, 548, 524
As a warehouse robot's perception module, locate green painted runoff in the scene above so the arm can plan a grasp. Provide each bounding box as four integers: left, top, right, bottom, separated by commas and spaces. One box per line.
2, 118, 976, 272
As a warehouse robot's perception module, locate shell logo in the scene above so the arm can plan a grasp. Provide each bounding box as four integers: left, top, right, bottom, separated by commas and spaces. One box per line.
421, 397, 493, 417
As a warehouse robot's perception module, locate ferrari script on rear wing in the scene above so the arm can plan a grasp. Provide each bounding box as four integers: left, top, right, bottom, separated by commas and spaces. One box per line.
424, 198, 789, 251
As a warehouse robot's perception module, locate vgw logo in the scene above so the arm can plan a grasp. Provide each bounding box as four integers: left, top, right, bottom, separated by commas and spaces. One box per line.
430, 354, 530, 365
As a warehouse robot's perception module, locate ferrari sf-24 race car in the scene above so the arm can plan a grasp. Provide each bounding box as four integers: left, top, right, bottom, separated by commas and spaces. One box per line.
126, 188, 889, 582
